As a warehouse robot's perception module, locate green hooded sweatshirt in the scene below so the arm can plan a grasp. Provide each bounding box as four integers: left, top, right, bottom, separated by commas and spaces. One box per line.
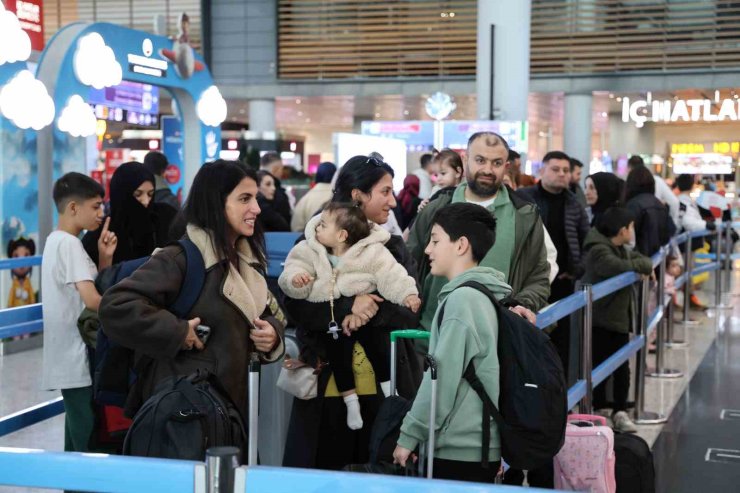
398, 266, 512, 463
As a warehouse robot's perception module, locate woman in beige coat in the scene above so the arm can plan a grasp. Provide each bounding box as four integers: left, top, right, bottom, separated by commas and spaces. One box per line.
100, 161, 284, 418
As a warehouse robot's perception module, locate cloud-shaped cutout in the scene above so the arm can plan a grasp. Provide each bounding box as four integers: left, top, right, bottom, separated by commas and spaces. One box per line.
196, 86, 227, 127
73, 33, 123, 89
0, 6, 31, 65
0, 70, 55, 130
57, 95, 97, 137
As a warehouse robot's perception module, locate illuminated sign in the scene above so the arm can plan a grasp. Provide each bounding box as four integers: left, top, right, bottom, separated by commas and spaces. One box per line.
5, 0, 44, 51
671, 142, 740, 154
672, 153, 733, 175
623, 97, 740, 126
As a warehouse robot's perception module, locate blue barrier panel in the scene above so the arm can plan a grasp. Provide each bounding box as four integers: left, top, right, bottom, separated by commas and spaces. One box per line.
646, 307, 664, 339
672, 232, 689, 246
0, 447, 197, 492
265, 232, 301, 278
591, 272, 640, 302
0, 398, 65, 438
0, 304, 42, 327
567, 380, 587, 411
0, 320, 43, 339
240, 466, 557, 493
535, 291, 587, 329
0, 256, 42, 270
689, 228, 713, 238
591, 336, 645, 389
674, 272, 688, 290
691, 262, 720, 277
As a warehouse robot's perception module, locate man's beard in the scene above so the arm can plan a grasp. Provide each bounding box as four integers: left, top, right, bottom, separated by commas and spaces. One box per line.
467, 172, 500, 198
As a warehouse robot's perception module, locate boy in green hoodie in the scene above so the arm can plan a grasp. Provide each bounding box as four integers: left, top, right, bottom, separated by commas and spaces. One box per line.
581, 206, 654, 433
393, 203, 512, 483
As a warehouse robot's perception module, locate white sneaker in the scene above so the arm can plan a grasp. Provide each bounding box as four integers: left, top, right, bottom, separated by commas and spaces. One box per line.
612, 411, 637, 433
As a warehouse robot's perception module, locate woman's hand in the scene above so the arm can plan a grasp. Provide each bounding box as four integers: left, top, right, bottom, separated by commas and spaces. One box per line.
181, 317, 205, 351
341, 314, 366, 335
351, 294, 384, 324
251, 318, 278, 353
392, 445, 416, 467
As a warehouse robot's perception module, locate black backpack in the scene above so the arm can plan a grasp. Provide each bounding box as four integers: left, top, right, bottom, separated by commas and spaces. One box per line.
123, 370, 248, 462
436, 281, 567, 470
94, 239, 205, 407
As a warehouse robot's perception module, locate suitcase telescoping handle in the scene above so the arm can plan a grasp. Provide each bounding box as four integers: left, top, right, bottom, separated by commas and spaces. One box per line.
425, 354, 438, 479
248, 355, 260, 466
389, 329, 430, 396
567, 414, 608, 427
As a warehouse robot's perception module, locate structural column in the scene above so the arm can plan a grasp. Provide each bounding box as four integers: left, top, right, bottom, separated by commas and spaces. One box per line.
248, 99, 276, 136
476, 0, 531, 123
564, 93, 593, 173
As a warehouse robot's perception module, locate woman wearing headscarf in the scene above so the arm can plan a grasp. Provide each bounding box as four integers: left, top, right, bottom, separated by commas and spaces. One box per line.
584, 172, 625, 226
394, 174, 421, 230
83, 162, 169, 266
291, 162, 337, 232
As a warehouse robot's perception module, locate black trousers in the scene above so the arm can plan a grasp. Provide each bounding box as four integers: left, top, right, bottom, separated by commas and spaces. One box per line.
503, 462, 554, 488
326, 326, 391, 393
592, 326, 630, 412
433, 458, 502, 484
548, 277, 576, 385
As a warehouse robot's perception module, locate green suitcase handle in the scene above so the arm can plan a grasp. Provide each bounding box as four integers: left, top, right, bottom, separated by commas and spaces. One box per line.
390, 329, 430, 342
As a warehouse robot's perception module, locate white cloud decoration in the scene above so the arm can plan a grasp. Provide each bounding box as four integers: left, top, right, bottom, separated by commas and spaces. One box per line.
0, 4, 32, 65
196, 86, 227, 127
57, 95, 97, 137
73, 32, 123, 89
0, 70, 55, 130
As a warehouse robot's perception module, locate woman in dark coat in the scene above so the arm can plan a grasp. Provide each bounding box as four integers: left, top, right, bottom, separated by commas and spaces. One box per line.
282, 154, 421, 470
83, 161, 176, 266
584, 172, 624, 226
256, 171, 291, 232
624, 166, 673, 257
99, 161, 284, 419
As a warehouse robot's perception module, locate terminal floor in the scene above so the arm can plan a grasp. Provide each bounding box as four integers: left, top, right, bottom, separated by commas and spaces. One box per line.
0, 276, 735, 492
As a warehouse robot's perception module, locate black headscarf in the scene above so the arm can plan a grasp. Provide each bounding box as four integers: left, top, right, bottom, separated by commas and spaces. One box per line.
83, 162, 156, 265
589, 172, 624, 226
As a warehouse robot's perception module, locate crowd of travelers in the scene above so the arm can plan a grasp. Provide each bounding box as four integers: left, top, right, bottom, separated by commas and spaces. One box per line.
34, 133, 730, 486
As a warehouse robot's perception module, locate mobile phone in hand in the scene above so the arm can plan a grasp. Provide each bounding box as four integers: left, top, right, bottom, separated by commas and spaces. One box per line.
195, 325, 211, 345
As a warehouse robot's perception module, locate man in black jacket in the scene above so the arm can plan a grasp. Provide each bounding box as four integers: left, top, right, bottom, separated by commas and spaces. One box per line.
518, 151, 589, 381
260, 152, 292, 225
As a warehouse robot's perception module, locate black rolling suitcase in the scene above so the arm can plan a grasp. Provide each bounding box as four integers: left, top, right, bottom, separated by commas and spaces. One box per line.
614, 433, 655, 493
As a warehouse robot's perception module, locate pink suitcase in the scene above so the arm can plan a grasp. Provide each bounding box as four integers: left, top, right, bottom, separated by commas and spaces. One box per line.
554, 414, 616, 493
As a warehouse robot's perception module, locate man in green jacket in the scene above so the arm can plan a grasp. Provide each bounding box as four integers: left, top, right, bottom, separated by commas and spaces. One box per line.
407, 132, 550, 331
394, 203, 509, 483
581, 206, 654, 433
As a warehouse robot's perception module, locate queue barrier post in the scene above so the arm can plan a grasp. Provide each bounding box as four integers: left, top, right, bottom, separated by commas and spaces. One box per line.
664, 299, 689, 349
648, 247, 683, 379
578, 284, 593, 415
206, 447, 239, 493
725, 221, 736, 296
709, 224, 730, 310
635, 277, 667, 425
678, 234, 700, 327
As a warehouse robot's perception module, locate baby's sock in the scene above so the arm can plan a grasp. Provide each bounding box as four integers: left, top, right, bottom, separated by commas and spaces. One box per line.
380, 380, 392, 398
343, 393, 363, 430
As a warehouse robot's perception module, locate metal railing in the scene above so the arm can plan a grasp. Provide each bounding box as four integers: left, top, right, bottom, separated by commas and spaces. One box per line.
0, 224, 734, 492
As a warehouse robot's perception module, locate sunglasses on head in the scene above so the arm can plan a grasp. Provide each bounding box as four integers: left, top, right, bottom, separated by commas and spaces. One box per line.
365, 152, 386, 167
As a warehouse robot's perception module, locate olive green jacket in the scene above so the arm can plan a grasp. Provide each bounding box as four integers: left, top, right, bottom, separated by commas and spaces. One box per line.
407, 184, 551, 330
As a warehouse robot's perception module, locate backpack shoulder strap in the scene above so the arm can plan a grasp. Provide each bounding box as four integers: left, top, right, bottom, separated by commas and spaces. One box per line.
169, 239, 206, 319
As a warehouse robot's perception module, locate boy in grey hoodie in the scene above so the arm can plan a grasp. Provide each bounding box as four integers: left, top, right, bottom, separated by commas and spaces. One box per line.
393, 203, 512, 483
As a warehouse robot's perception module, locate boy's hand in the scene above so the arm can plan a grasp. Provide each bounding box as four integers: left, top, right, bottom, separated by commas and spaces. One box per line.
509, 305, 536, 324
404, 294, 421, 313
392, 445, 416, 467
292, 272, 313, 288
97, 217, 118, 262
417, 198, 430, 213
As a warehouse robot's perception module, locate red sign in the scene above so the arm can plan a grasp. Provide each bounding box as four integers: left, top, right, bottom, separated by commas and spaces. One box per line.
164, 164, 181, 185
6, 0, 45, 52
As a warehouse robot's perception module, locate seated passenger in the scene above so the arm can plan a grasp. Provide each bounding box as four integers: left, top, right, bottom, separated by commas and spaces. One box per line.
582, 207, 654, 433
394, 203, 509, 483
279, 202, 420, 430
